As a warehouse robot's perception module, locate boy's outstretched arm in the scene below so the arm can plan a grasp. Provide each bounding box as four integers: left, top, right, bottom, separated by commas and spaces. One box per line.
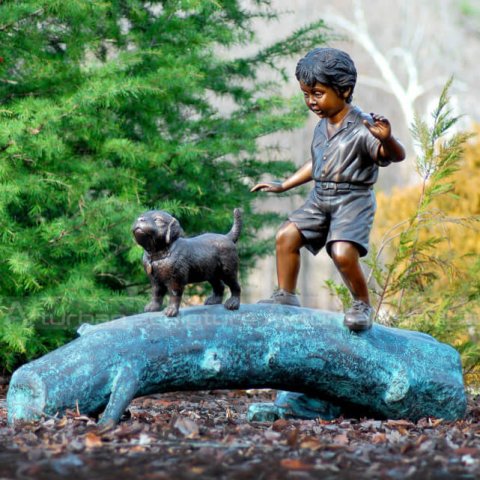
363, 113, 406, 163
251, 160, 313, 193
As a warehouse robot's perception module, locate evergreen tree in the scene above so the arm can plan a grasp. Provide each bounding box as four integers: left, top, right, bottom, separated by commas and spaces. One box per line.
0, 1, 328, 370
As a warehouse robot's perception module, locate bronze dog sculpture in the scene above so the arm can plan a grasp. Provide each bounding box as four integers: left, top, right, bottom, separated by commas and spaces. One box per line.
132, 209, 242, 316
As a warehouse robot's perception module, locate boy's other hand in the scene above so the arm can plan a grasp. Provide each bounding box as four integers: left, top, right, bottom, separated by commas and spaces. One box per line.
363, 113, 392, 141
250, 181, 285, 193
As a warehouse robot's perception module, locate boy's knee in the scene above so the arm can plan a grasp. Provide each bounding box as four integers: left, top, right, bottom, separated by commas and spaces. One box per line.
330, 241, 359, 268
276, 222, 301, 251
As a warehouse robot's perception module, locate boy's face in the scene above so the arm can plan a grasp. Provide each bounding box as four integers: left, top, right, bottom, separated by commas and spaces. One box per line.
300, 81, 350, 123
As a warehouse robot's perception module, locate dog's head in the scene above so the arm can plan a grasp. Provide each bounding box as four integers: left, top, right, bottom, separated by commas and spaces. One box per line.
132, 210, 184, 253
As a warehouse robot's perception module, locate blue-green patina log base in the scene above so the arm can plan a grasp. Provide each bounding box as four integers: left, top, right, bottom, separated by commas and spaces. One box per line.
7, 304, 466, 425
247, 391, 344, 422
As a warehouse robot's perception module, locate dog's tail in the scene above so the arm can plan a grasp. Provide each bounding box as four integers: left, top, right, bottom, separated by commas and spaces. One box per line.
227, 208, 242, 243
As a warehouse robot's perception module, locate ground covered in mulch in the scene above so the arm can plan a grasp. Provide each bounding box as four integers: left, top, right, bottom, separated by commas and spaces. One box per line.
0, 384, 479, 480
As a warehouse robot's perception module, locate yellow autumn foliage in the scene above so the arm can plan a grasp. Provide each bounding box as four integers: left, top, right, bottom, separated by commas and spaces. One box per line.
371, 126, 480, 383
373, 125, 480, 277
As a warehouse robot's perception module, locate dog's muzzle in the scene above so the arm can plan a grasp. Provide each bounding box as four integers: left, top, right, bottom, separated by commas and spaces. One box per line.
133, 225, 153, 247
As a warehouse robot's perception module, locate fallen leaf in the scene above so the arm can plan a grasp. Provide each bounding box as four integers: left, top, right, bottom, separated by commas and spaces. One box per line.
264, 429, 281, 441
174, 416, 199, 438
114, 423, 144, 439
56, 417, 68, 428
153, 399, 175, 407
400, 442, 415, 454
455, 447, 479, 456
415, 434, 429, 446
332, 433, 349, 445
286, 428, 299, 447
43, 419, 55, 428
272, 418, 290, 431
299, 436, 323, 451
360, 420, 383, 431
141, 398, 158, 408
385, 419, 414, 428
138, 433, 153, 446
190, 467, 206, 475
386, 430, 404, 444
74, 416, 91, 423
280, 458, 313, 470
316, 419, 332, 425
416, 418, 429, 428
130, 445, 147, 452
85, 432, 102, 449
372, 433, 387, 444
418, 440, 436, 453
430, 418, 444, 427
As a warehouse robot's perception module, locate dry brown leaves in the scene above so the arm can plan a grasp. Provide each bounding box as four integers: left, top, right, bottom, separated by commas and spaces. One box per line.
0, 389, 479, 479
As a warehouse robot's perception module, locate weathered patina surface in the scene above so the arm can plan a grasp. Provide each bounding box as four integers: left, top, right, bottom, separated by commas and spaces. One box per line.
7, 305, 466, 425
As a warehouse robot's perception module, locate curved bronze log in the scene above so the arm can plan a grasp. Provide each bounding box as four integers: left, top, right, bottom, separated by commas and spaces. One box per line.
7, 305, 466, 425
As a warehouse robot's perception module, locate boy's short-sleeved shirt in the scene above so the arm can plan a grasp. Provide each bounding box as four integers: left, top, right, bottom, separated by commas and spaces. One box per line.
311, 106, 391, 186
288, 105, 395, 258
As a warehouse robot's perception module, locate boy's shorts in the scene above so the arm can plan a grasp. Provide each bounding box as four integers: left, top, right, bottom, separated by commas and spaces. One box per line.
288, 185, 376, 257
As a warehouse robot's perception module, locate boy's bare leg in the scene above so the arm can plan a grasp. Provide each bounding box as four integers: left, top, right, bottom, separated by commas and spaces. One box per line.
259, 222, 303, 306
330, 241, 369, 303
276, 222, 303, 293
330, 241, 373, 331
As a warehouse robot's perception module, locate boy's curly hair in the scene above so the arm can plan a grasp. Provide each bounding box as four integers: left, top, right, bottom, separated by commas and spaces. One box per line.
295, 48, 357, 103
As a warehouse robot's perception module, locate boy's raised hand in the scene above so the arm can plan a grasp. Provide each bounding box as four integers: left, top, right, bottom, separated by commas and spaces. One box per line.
250, 181, 285, 193
363, 113, 392, 141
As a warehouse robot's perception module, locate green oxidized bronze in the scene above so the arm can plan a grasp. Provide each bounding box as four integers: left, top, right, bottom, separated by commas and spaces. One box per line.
7, 304, 466, 426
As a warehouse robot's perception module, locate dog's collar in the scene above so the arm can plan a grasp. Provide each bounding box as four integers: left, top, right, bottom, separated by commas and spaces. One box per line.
147, 250, 170, 261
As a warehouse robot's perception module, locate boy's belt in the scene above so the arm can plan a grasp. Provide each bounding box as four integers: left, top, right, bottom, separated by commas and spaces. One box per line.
315, 181, 372, 191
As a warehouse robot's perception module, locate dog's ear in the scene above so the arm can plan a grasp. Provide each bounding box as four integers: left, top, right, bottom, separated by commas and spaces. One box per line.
165, 217, 183, 245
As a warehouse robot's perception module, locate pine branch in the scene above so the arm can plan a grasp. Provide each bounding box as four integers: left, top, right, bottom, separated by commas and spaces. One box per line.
0, 8, 44, 32
370, 79, 474, 326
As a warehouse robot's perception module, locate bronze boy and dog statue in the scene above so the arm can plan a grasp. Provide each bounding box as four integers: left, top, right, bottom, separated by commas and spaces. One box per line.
9, 49, 463, 429
134, 48, 405, 328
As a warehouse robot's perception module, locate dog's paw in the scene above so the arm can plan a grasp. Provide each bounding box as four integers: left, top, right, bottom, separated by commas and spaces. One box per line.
205, 295, 223, 305
224, 296, 240, 310
144, 301, 163, 312
164, 305, 179, 317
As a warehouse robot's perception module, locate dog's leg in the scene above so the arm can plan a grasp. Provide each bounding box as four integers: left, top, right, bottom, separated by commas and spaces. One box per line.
145, 281, 167, 312
223, 275, 241, 310
164, 282, 184, 317
205, 280, 225, 305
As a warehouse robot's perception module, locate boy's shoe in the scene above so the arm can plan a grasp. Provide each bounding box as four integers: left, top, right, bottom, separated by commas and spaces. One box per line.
258, 289, 301, 307
344, 300, 374, 332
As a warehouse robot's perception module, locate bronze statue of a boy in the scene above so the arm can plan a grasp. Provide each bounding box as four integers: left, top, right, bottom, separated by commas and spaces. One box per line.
252, 48, 405, 332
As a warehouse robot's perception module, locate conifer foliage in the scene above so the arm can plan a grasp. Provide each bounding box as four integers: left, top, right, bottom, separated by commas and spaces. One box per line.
0, 1, 328, 370
369, 81, 480, 374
